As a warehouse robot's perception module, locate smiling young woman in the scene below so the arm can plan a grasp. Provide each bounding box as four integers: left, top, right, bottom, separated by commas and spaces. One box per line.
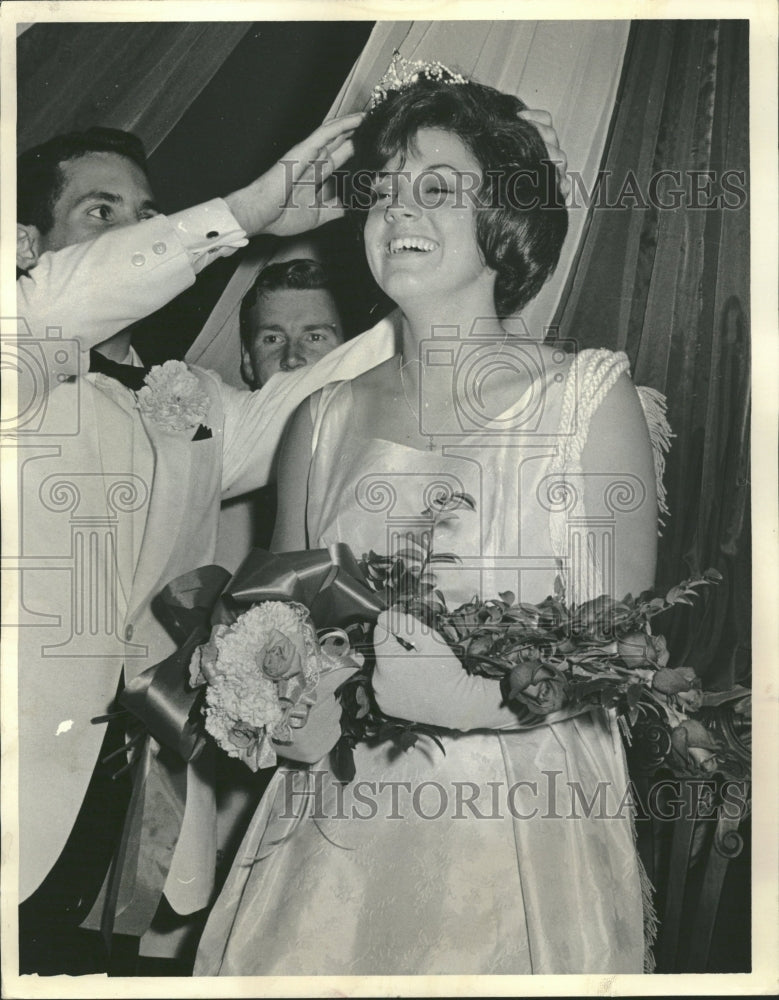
195, 67, 660, 977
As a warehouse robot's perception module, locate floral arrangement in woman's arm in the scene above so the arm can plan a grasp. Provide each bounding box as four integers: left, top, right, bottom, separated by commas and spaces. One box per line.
334, 491, 749, 782
154, 493, 746, 786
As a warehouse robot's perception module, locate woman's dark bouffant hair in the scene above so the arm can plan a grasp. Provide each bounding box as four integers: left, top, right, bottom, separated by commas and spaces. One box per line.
347, 76, 569, 318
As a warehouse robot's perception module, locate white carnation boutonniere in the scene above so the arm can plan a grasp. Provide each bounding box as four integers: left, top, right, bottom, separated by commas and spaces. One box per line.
136, 360, 210, 436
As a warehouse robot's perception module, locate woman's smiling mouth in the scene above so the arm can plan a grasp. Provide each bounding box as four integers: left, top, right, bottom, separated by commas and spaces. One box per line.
387, 236, 439, 254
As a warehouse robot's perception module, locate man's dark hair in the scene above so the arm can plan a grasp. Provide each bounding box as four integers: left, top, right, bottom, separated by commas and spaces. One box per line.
17, 127, 149, 233
239, 258, 339, 347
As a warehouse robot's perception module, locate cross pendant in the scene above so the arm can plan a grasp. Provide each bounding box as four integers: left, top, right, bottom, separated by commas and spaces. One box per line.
427, 437, 437, 452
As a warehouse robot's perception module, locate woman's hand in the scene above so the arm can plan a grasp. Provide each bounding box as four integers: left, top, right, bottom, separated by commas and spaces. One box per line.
372, 611, 463, 724
272, 663, 358, 765
373, 611, 521, 732
519, 108, 570, 200
224, 113, 364, 238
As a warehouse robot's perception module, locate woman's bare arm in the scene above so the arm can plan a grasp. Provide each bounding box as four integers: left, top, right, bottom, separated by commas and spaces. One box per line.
270, 395, 317, 553
580, 373, 658, 599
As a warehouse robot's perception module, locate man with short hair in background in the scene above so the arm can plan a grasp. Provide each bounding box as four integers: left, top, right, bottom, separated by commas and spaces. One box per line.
231, 258, 346, 555
239, 258, 345, 388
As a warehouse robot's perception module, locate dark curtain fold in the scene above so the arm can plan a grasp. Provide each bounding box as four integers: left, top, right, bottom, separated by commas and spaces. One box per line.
553, 21, 750, 689
17, 22, 253, 154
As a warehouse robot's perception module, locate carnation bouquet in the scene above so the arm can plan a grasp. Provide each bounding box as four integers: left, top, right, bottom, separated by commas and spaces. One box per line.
189, 599, 356, 771
89, 552, 374, 940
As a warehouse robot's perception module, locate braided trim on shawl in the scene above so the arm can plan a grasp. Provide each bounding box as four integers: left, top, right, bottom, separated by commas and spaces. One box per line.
546, 350, 673, 599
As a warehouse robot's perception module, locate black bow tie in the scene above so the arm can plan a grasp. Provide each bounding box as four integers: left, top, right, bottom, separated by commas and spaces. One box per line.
89, 349, 150, 391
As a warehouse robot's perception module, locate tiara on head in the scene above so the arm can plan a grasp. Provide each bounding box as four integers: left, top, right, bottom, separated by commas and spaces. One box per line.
369, 51, 468, 109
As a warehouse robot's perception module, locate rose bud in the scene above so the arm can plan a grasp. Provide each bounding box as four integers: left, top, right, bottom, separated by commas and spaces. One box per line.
688, 746, 718, 771
507, 662, 538, 700
618, 631, 670, 668
527, 674, 567, 714
675, 718, 718, 749
675, 687, 704, 712
572, 596, 618, 639
464, 634, 495, 663
258, 628, 302, 680
652, 665, 698, 695
509, 662, 567, 714
670, 719, 719, 770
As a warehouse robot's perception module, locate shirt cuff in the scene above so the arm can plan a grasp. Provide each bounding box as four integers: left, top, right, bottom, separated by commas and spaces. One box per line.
168, 198, 249, 274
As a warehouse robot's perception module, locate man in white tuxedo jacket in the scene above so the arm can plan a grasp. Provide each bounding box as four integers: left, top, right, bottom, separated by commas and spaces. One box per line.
12, 121, 398, 970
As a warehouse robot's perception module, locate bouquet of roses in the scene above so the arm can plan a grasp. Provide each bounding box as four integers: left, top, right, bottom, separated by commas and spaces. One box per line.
333, 491, 749, 783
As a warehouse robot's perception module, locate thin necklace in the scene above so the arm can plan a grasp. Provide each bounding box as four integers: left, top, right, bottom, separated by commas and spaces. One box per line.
398, 357, 451, 452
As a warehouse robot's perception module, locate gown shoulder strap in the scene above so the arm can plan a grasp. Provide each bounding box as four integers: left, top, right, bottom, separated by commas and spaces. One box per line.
556, 348, 631, 467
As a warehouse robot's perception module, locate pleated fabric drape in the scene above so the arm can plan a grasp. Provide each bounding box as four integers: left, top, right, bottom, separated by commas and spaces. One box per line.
552, 21, 750, 688
17, 22, 253, 155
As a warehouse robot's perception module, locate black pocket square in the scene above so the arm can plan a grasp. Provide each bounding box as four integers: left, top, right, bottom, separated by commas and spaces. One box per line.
192, 424, 212, 441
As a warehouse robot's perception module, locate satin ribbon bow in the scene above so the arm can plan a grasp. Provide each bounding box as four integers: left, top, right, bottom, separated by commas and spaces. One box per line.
214, 543, 385, 631
87, 546, 382, 943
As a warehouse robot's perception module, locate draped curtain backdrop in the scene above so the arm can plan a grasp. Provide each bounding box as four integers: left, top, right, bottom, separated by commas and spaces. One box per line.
553, 21, 750, 689
17, 22, 253, 155
17, 22, 374, 367
187, 20, 630, 383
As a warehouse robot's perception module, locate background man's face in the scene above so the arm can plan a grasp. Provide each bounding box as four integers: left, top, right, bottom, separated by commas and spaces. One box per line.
241, 287, 344, 387
39, 151, 158, 253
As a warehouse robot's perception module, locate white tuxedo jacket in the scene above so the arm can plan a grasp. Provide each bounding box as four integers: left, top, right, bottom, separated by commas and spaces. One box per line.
11, 202, 397, 903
